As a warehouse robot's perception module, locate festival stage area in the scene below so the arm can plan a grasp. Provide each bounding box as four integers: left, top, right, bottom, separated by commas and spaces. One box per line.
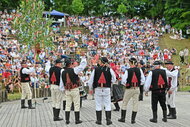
0, 92, 190, 127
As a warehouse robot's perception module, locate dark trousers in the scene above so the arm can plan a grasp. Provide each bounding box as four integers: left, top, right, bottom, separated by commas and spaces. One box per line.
151, 91, 167, 112
180, 56, 184, 63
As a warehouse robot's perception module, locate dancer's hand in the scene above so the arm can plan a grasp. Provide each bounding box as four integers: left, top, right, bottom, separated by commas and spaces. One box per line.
145, 92, 148, 96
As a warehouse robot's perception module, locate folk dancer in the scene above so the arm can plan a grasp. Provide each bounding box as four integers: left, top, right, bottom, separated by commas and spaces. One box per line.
118, 58, 145, 124
88, 57, 116, 125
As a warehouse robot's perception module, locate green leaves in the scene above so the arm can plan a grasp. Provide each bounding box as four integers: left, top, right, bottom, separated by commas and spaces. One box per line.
12, 0, 54, 51
117, 3, 128, 15
71, 0, 84, 15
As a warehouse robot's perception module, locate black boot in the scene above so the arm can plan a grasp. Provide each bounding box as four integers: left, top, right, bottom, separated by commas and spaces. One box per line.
63, 101, 66, 110
167, 105, 171, 116
113, 102, 120, 111
65, 111, 70, 124
118, 110, 126, 122
21, 100, 28, 109
167, 108, 177, 119
162, 110, 167, 122
28, 100, 35, 109
53, 108, 55, 120
54, 109, 63, 121
75, 112, 82, 124
95, 111, 102, 125
105, 111, 112, 125
150, 111, 157, 123
131, 111, 137, 124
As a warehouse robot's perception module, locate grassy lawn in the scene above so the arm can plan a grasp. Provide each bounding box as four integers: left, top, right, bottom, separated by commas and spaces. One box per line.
159, 34, 190, 65
8, 92, 21, 101
160, 34, 190, 91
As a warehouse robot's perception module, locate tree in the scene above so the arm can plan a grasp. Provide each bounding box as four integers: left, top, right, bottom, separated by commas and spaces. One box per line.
71, 0, 84, 15
117, 3, 127, 16
13, 0, 54, 55
0, 0, 20, 10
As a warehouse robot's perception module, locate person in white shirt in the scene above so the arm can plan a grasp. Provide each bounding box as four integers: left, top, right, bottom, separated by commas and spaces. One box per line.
60, 53, 87, 125
118, 58, 145, 124
88, 57, 116, 125
165, 61, 178, 119
20, 60, 35, 109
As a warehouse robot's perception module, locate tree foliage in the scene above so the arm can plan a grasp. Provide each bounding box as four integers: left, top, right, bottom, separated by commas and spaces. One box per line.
71, 0, 84, 15
117, 3, 128, 16
13, 0, 54, 50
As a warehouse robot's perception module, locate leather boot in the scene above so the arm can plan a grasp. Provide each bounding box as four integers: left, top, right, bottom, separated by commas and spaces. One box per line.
113, 102, 120, 111
162, 110, 167, 122
95, 111, 102, 125
167, 108, 177, 119
63, 101, 66, 110
118, 110, 126, 122
28, 100, 35, 109
167, 105, 171, 116
54, 109, 63, 121
105, 111, 112, 125
53, 107, 56, 120
131, 111, 137, 124
150, 111, 157, 123
75, 112, 82, 124
65, 111, 70, 124
21, 100, 28, 109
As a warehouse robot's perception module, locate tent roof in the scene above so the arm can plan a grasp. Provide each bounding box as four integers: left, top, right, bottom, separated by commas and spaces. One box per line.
50, 10, 69, 16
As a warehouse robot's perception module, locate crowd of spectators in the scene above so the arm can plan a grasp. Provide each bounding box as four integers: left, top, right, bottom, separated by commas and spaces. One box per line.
0, 10, 188, 95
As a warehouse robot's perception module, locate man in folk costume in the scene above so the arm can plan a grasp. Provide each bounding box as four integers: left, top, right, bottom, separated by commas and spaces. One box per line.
20, 60, 35, 109
49, 58, 64, 121
165, 61, 178, 119
144, 61, 176, 123
118, 58, 145, 124
60, 53, 87, 125
88, 57, 116, 125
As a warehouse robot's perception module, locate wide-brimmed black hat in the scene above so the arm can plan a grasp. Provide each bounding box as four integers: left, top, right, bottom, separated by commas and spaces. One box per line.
100, 57, 108, 64
55, 58, 64, 64
153, 61, 162, 65
165, 61, 174, 65
129, 57, 137, 64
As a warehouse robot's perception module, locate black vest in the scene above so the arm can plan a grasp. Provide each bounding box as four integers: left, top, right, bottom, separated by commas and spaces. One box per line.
150, 69, 168, 91
49, 66, 62, 85
126, 67, 141, 88
93, 66, 112, 88
62, 68, 80, 89
20, 68, 30, 82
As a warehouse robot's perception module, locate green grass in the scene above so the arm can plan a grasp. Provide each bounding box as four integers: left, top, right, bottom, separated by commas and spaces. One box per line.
160, 34, 190, 91
8, 92, 21, 101
179, 86, 190, 91
159, 34, 190, 66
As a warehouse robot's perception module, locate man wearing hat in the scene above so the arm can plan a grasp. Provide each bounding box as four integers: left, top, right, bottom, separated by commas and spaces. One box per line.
118, 57, 145, 124
88, 57, 116, 125
144, 61, 176, 123
61, 52, 87, 125
165, 61, 178, 119
20, 60, 35, 109
49, 58, 64, 121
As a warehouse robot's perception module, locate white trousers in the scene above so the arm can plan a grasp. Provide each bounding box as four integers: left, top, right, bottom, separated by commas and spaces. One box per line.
121, 88, 139, 112
166, 90, 176, 108
51, 85, 63, 109
95, 87, 111, 111
21, 82, 32, 100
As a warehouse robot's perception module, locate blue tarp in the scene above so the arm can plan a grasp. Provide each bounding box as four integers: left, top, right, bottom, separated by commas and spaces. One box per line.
50, 10, 65, 16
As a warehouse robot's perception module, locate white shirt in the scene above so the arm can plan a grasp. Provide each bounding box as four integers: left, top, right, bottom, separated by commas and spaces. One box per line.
121, 68, 145, 86
59, 57, 87, 91
22, 67, 35, 74
144, 69, 178, 92
87, 67, 116, 89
